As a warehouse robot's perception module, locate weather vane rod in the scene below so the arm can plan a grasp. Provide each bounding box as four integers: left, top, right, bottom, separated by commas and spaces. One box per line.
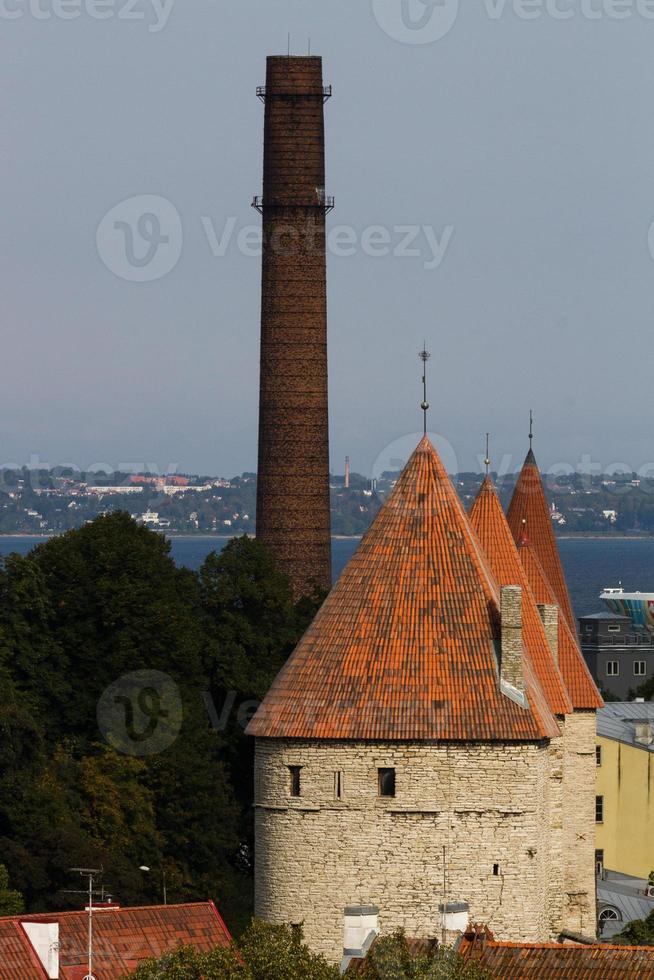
485, 433, 491, 476
529, 409, 534, 448
419, 344, 430, 436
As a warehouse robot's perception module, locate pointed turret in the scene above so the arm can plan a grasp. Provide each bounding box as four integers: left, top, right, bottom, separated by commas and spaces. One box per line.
507, 447, 577, 631
517, 529, 602, 709
248, 437, 559, 741
470, 477, 572, 716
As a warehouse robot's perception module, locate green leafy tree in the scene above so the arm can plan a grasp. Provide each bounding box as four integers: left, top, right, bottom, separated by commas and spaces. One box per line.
125, 922, 338, 979
356, 930, 493, 979
613, 909, 654, 946
0, 863, 24, 915
128, 943, 250, 979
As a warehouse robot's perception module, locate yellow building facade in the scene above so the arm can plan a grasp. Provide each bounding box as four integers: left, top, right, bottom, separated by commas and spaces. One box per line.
596, 703, 654, 879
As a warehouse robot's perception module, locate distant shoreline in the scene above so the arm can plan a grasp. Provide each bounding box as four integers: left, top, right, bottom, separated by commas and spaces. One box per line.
0, 532, 652, 542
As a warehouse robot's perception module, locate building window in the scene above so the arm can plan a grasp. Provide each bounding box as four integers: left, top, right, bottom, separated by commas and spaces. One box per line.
606, 661, 619, 676
334, 771, 343, 799
596, 849, 604, 877
596, 745, 602, 766
596, 795, 604, 823
288, 765, 302, 797
378, 768, 396, 798
608, 625, 621, 633
634, 661, 647, 676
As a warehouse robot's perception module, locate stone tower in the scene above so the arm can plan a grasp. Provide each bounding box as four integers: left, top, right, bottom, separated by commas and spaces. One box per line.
247, 436, 594, 964
507, 445, 603, 936
253, 56, 332, 597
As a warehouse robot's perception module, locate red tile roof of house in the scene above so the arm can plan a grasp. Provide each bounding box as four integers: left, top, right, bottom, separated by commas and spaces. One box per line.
517, 531, 603, 709
507, 449, 577, 631
458, 924, 654, 977
247, 436, 559, 742
470, 477, 572, 716
0, 901, 231, 979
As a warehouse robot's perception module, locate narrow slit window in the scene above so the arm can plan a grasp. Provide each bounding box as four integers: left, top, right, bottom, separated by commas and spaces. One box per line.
493, 863, 500, 877
378, 767, 396, 798
596, 795, 604, 823
596, 745, 602, 766
334, 771, 343, 799
288, 765, 301, 798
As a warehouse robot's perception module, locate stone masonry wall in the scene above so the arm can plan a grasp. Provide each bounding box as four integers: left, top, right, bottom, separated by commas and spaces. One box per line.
254, 737, 564, 964
562, 710, 598, 936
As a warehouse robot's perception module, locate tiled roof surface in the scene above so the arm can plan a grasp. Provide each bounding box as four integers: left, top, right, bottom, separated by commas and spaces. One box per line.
247, 437, 557, 742
0, 902, 231, 979
0, 920, 47, 979
507, 449, 577, 631
458, 925, 654, 977
470, 477, 572, 716
517, 535, 603, 709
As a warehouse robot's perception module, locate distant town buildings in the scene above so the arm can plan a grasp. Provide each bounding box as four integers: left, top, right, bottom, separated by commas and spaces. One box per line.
580, 613, 654, 699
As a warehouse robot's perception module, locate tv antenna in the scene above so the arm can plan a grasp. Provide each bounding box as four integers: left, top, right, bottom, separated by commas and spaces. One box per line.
68, 868, 102, 980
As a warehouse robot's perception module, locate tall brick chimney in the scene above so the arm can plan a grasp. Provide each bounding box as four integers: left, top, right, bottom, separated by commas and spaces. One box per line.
253, 56, 333, 597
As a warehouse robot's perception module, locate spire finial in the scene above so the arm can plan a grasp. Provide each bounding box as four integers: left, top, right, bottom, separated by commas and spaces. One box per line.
529, 409, 534, 448
419, 344, 430, 436
484, 433, 491, 476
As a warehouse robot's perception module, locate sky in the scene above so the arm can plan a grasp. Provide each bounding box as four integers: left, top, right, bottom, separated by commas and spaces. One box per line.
3, 0, 654, 481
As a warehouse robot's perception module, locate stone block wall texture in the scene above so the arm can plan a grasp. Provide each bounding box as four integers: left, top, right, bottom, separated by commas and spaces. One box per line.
254, 737, 571, 964
561, 710, 598, 935
255, 56, 332, 597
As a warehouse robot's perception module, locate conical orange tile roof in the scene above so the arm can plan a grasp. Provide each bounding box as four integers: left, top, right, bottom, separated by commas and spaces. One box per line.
247, 437, 559, 742
507, 449, 577, 631
517, 528, 603, 710
470, 477, 572, 716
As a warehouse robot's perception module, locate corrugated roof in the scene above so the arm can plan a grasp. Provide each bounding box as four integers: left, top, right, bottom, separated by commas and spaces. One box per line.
247, 436, 558, 741
598, 876, 654, 929
597, 701, 654, 750
470, 476, 572, 716
517, 533, 603, 710
458, 925, 654, 977
507, 448, 577, 632
0, 902, 231, 979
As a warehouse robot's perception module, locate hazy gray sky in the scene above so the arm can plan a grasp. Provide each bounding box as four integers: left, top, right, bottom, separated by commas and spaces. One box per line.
3, 0, 654, 479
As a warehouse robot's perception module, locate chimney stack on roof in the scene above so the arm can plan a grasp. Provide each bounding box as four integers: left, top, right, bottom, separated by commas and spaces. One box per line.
537, 603, 559, 666
500, 585, 526, 698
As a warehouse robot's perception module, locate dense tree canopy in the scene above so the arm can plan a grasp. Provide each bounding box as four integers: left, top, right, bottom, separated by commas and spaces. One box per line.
126, 922, 338, 979
0, 515, 321, 931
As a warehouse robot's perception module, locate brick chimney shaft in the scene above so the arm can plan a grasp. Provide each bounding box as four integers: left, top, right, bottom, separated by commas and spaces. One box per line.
255, 56, 332, 596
